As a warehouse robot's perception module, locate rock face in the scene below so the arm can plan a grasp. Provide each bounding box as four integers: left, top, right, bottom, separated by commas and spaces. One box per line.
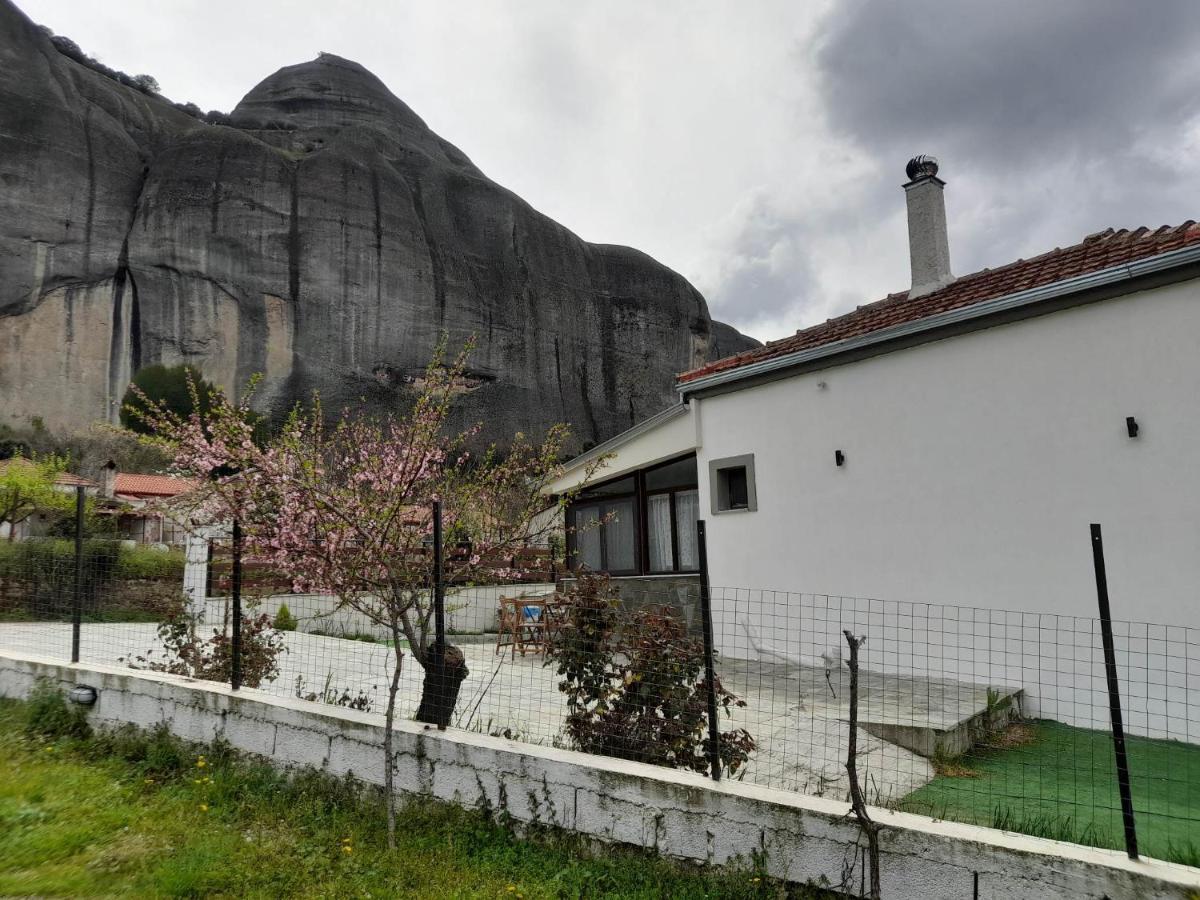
0, 2, 757, 447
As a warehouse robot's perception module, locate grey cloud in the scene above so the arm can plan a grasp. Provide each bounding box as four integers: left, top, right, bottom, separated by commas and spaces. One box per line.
816, 0, 1200, 171
699, 0, 1200, 334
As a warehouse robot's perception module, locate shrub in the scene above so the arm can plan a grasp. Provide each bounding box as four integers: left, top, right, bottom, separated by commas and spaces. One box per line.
120, 364, 218, 435
115, 545, 185, 581
132, 73, 160, 94
124, 609, 286, 688
23, 678, 91, 740
545, 574, 755, 776
273, 602, 297, 632
1, 539, 121, 618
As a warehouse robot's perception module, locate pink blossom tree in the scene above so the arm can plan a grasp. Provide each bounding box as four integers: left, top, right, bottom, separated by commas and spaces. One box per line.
129, 340, 599, 845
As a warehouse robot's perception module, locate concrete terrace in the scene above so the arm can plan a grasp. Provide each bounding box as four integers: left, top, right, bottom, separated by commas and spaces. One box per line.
0, 621, 1018, 804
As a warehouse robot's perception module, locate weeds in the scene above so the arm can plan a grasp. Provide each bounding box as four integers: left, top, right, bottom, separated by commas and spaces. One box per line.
23, 678, 91, 740
0, 695, 832, 898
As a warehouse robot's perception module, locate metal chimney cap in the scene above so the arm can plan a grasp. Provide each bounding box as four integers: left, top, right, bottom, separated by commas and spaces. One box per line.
906, 155, 939, 181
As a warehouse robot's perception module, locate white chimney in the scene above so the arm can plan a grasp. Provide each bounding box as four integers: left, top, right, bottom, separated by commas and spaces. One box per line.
904, 155, 953, 297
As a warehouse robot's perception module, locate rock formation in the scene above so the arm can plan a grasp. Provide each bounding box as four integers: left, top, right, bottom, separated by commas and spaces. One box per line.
0, 1, 756, 447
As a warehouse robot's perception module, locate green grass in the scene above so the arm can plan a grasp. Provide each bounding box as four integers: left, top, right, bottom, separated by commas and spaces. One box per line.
0, 694, 833, 899
899, 720, 1200, 864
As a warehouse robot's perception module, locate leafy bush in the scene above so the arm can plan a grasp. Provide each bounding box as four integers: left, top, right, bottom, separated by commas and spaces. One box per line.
0, 540, 183, 621
115, 545, 185, 581
545, 574, 755, 776
0, 539, 120, 618
120, 364, 218, 435
131, 73, 160, 94
23, 678, 91, 740
273, 602, 297, 632
124, 610, 286, 688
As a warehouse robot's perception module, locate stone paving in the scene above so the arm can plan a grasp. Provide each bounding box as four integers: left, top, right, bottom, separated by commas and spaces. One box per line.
0, 621, 1013, 805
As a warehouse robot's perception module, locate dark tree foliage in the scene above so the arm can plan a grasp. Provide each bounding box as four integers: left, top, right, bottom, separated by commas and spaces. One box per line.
120, 365, 219, 435
132, 73, 160, 94
40, 25, 218, 121
545, 573, 756, 776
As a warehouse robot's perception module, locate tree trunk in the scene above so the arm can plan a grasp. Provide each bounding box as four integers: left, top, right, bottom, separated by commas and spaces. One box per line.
843, 630, 882, 900
414, 642, 469, 728
383, 622, 404, 850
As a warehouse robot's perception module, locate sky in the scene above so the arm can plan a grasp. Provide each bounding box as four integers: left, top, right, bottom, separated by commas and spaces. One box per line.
16, 0, 1200, 342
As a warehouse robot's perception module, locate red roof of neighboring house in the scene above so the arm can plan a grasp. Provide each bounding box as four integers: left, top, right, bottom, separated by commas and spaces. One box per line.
54, 472, 96, 487
114, 473, 194, 498
679, 222, 1200, 385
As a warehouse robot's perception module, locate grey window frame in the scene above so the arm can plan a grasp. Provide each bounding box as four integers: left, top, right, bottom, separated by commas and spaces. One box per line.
708, 453, 758, 515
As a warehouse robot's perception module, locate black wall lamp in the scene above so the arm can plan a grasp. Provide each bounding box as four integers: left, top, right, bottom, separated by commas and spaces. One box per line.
1126, 417, 1139, 438
835, 450, 845, 467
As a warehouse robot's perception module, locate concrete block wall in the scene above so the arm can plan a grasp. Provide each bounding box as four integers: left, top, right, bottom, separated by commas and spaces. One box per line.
1, 650, 1197, 900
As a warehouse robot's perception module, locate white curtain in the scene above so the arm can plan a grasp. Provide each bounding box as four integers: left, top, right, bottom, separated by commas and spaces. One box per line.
675, 489, 699, 570
574, 505, 602, 570
647, 493, 673, 572
605, 498, 636, 572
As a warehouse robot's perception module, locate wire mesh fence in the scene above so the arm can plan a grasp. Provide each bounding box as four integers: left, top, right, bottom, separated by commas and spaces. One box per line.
2, 512, 1198, 866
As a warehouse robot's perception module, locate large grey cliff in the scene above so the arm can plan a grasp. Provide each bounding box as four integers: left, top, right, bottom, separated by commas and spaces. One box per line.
0, 1, 757, 446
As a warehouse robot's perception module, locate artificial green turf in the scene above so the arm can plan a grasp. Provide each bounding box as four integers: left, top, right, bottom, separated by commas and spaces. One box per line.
898, 720, 1200, 864
0, 696, 833, 899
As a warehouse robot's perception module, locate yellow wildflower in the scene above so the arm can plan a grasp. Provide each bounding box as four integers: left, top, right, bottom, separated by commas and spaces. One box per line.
342, 845, 353, 855
199, 803, 209, 812
196, 759, 207, 768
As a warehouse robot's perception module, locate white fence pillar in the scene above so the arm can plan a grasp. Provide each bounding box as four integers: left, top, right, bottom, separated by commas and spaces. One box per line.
183, 531, 211, 620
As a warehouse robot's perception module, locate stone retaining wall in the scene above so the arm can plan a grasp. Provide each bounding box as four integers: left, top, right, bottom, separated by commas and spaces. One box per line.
1, 650, 1196, 900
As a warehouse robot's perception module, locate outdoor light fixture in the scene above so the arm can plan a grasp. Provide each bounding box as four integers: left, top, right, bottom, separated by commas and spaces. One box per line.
68, 684, 97, 706
1126, 416, 1139, 438
835, 450, 845, 467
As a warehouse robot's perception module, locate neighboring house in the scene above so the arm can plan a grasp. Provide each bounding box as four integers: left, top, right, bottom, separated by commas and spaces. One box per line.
0, 458, 96, 539
98, 461, 195, 545
549, 158, 1200, 641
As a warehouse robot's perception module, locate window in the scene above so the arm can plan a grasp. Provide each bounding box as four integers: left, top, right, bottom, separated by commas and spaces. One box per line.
709, 454, 757, 514
566, 454, 700, 576
569, 476, 639, 575
644, 456, 699, 574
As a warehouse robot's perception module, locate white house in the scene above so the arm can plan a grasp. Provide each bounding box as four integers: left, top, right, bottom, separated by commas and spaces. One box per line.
548, 159, 1200, 736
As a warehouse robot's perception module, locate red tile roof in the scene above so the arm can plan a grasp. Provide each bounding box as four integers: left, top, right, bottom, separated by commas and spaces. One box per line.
54, 472, 97, 488
680, 222, 1200, 385
114, 473, 194, 497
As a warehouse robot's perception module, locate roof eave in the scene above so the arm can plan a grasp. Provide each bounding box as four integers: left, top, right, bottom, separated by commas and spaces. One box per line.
678, 243, 1200, 398
554, 402, 690, 477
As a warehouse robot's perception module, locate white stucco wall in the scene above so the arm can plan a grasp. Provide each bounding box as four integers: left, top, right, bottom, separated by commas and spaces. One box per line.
4, 651, 1196, 899
695, 280, 1200, 735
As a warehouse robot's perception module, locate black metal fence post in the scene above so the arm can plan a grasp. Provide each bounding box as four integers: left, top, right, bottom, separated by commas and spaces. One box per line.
230, 519, 243, 691
1090, 523, 1138, 859
70, 485, 84, 663
697, 519, 722, 781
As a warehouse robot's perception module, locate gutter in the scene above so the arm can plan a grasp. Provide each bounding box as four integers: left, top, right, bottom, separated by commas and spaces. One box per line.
678, 242, 1200, 398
